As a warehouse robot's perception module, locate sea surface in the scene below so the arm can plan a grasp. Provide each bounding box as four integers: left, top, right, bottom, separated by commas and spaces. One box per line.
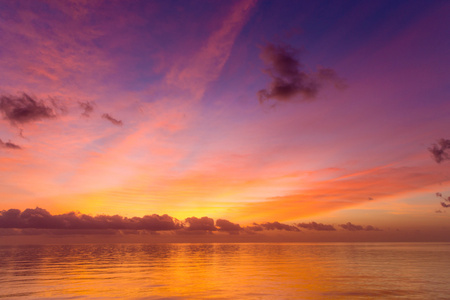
1, 243, 449, 299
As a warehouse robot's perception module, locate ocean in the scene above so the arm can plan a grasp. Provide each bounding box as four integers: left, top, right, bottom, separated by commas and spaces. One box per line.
1, 243, 449, 299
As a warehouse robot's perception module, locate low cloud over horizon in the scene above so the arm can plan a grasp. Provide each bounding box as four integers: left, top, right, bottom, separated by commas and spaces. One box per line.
339, 222, 382, 231
0, 207, 382, 237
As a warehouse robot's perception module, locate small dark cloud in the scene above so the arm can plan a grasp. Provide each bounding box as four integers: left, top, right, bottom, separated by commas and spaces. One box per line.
252, 221, 300, 232
0, 93, 59, 126
79, 101, 95, 118
0, 139, 21, 150
297, 222, 336, 231
436, 192, 450, 202
436, 192, 450, 210
0, 208, 182, 231
184, 216, 217, 231
216, 219, 241, 234
102, 113, 123, 126
368, 197, 374, 201
339, 222, 381, 231
429, 139, 450, 163
435, 209, 446, 213
257, 43, 345, 104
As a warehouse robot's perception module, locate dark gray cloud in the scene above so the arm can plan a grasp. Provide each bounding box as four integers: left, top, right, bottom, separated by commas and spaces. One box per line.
257, 43, 345, 104
0, 93, 60, 126
102, 113, 123, 126
297, 222, 336, 231
429, 139, 450, 163
364, 225, 382, 231
0, 139, 21, 150
339, 222, 381, 231
316, 67, 347, 90
79, 101, 95, 118
436, 192, 450, 209
249, 221, 300, 232
245, 223, 264, 231
0, 207, 181, 231
216, 219, 241, 234
184, 216, 217, 231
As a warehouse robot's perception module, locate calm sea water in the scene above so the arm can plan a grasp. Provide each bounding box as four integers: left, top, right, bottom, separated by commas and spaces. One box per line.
1, 243, 449, 299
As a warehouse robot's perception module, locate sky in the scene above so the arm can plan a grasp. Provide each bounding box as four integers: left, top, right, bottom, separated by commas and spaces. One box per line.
0, 0, 449, 242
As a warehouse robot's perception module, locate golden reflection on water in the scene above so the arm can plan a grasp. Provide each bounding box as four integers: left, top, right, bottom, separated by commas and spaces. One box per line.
1, 243, 450, 299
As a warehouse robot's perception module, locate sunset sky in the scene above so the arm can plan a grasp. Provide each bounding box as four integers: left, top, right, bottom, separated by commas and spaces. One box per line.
1, 0, 449, 242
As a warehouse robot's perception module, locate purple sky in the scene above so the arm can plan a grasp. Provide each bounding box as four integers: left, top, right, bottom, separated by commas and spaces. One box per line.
0, 0, 449, 241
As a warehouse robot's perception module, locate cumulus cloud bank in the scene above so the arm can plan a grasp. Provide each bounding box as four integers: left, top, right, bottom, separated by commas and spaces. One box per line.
0, 208, 181, 231
257, 43, 345, 104
0, 208, 384, 237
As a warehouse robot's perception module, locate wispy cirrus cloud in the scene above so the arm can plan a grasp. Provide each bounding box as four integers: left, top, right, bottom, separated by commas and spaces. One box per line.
231, 164, 444, 222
